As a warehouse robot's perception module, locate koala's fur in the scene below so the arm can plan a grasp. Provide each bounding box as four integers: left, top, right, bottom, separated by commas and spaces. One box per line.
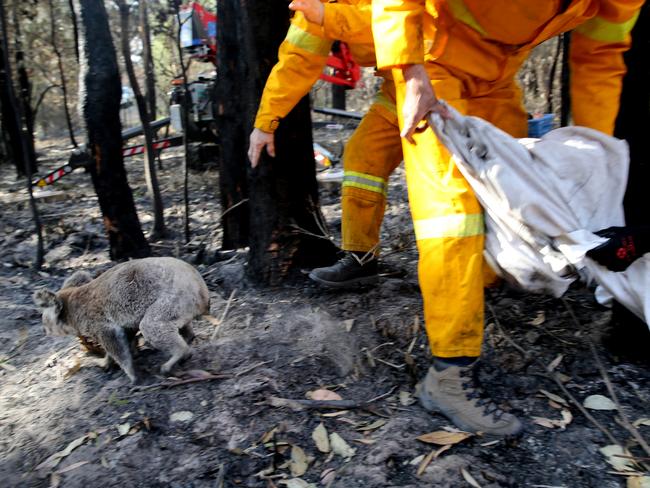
33, 257, 210, 383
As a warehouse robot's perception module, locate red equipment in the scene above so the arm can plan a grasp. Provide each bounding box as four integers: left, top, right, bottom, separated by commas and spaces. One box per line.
320, 41, 361, 88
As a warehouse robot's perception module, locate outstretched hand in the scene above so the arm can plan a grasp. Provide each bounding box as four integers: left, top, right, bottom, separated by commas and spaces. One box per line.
401, 64, 450, 144
248, 128, 276, 168
289, 0, 325, 25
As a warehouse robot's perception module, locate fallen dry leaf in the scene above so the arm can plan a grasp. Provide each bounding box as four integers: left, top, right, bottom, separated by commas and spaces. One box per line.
329, 433, 356, 459
312, 423, 330, 453
399, 390, 416, 406
627, 476, 650, 488
290, 445, 310, 477
633, 418, 650, 428
352, 438, 377, 445
600, 445, 637, 472
280, 479, 316, 488
261, 427, 278, 444
529, 311, 546, 326
0, 361, 17, 371
55, 460, 89, 475
307, 389, 342, 401
35, 434, 89, 471
116, 423, 131, 436
416, 450, 435, 476
461, 467, 482, 488
531, 409, 572, 430
538, 389, 568, 406
416, 430, 473, 446
546, 354, 564, 372
320, 468, 336, 486
356, 419, 386, 432
583, 395, 617, 411
321, 410, 349, 418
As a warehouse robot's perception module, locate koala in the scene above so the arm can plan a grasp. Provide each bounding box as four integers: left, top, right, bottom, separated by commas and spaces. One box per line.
33, 257, 211, 383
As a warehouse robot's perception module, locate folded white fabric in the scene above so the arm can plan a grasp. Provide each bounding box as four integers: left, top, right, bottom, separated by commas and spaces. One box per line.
428, 105, 649, 327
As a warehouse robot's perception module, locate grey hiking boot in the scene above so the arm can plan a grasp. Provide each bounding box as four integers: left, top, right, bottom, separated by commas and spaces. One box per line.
415, 363, 523, 437
308, 252, 378, 288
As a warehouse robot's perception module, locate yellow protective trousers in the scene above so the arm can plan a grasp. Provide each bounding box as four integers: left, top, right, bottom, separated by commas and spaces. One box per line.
341, 85, 403, 253
393, 68, 527, 358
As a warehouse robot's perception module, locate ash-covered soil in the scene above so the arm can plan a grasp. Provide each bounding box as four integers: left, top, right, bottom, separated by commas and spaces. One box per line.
0, 127, 648, 488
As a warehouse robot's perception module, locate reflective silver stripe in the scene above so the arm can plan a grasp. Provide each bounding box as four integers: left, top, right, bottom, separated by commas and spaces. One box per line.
343, 171, 387, 196
285, 24, 331, 56
413, 213, 484, 240
575, 12, 639, 43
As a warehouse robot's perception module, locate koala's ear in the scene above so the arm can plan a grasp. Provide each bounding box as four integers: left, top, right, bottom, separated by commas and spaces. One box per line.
62, 271, 93, 289
33, 289, 62, 311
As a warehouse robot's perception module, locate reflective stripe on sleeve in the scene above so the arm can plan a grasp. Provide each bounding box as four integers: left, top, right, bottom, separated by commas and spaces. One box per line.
373, 91, 397, 116
413, 213, 484, 240
285, 24, 331, 56
447, 0, 488, 37
343, 170, 388, 196
574, 12, 639, 42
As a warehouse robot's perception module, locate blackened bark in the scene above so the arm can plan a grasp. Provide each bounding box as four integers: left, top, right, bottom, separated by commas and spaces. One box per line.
0, 0, 43, 267
217, 0, 337, 283
76, 0, 150, 261
48, 0, 77, 148
116, 0, 165, 239
0, 42, 25, 175
67, 0, 80, 63
10, 0, 36, 174
139, 0, 156, 120
216, 0, 249, 250
615, 2, 649, 227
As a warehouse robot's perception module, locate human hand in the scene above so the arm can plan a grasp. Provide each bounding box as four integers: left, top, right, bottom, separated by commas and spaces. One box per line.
248, 128, 276, 168
401, 64, 450, 144
289, 0, 325, 25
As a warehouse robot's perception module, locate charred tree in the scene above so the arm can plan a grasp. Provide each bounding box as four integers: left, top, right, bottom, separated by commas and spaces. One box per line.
216, 0, 337, 284
0, 42, 26, 175
76, 0, 150, 261
139, 0, 156, 120
0, 0, 43, 267
116, 0, 166, 239
48, 0, 77, 148
615, 2, 649, 227
607, 1, 650, 356
67, 0, 80, 63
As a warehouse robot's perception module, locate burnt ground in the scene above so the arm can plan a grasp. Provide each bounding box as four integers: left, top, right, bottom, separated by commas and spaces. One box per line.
0, 125, 649, 488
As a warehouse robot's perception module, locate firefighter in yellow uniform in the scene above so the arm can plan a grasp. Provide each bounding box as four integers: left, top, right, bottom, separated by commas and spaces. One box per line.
249, 0, 404, 287
371, 0, 644, 435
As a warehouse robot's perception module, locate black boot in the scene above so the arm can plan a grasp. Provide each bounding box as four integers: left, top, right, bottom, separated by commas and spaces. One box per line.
308, 252, 378, 288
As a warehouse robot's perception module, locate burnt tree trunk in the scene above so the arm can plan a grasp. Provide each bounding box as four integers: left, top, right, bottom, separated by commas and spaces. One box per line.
48, 0, 77, 148
116, 0, 166, 239
0, 42, 26, 175
215, 0, 249, 250
0, 0, 43, 267
615, 2, 649, 227
608, 1, 650, 351
67, 0, 80, 63
139, 0, 156, 120
76, 0, 150, 261
216, 0, 337, 284
332, 84, 347, 110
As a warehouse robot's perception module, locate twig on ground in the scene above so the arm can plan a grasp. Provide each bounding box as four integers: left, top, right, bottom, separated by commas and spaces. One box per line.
210, 289, 237, 340
130, 373, 232, 393
561, 298, 650, 460
487, 302, 622, 447
269, 385, 398, 411
235, 360, 274, 377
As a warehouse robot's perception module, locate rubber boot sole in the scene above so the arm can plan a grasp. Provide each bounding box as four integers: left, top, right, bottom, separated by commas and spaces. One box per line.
308, 271, 379, 289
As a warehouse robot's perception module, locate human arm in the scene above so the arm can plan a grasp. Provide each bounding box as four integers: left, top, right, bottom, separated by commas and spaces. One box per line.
570, 0, 644, 135
372, 0, 448, 143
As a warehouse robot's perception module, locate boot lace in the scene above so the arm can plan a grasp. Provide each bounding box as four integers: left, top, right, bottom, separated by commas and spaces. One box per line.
459, 367, 506, 421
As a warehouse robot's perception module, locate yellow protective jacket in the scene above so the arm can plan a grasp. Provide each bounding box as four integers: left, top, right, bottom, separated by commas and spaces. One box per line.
371, 0, 644, 135
254, 1, 375, 133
